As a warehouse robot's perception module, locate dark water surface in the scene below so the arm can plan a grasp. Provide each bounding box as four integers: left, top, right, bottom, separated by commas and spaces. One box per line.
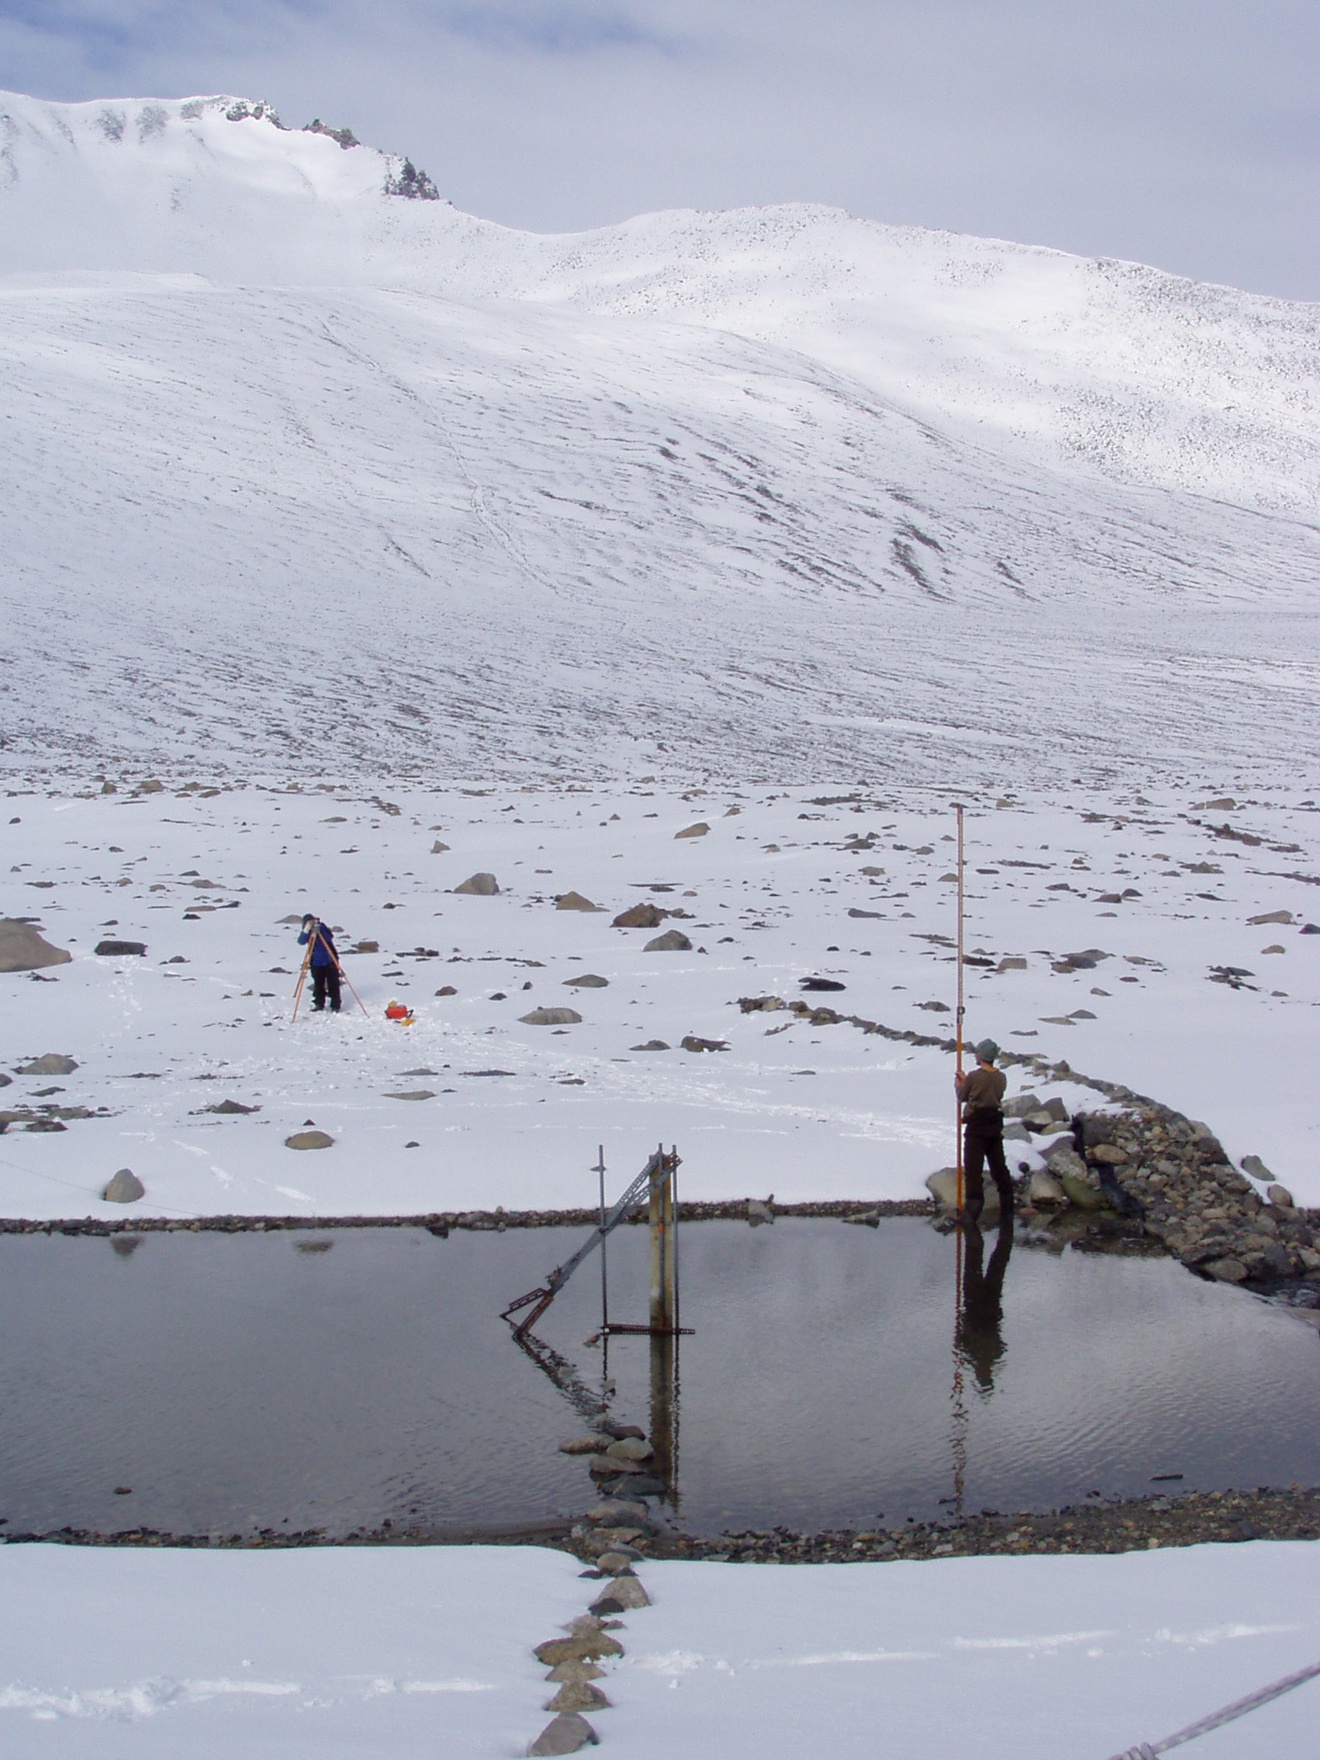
1, 1219, 1317, 1539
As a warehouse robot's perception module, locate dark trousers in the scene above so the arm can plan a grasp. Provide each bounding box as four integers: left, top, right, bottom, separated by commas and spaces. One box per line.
312, 964, 341, 1011
964, 1114, 1013, 1216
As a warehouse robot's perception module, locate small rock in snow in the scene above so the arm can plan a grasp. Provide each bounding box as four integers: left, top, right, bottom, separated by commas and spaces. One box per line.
103, 1167, 145, 1203
285, 1129, 335, 1150
452, 872, 499, 895
528, 1710, 599, 1754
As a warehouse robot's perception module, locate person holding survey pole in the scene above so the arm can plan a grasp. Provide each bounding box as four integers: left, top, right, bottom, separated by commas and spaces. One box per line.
955, 1038, 1014, 1224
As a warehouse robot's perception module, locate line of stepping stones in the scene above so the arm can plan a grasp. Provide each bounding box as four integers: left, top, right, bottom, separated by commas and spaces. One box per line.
524, 1424, 661, 1754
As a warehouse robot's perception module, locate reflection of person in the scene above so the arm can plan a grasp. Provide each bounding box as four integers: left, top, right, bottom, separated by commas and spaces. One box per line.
957, 1216, 1013, 1391
954, 1038, 1014, 1223
298, 914, 341, 1013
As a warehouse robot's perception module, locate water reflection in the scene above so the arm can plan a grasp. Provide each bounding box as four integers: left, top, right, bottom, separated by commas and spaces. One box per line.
957, 1217, 1014, 1393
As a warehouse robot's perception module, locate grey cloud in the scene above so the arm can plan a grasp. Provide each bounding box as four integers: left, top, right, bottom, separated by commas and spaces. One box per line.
442, 2, 679, 56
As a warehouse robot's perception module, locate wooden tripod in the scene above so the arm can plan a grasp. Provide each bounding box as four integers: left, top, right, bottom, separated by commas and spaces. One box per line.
290, 923, 369, 1021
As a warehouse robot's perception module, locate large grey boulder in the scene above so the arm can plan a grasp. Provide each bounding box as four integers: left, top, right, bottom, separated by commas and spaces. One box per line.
94, 939, 146, 957
17, 1053, 79, 1075
521, 1007, 582, 1026
926, 1166, 1001, 1217
613, 902, 664, 929
103, 1168, 145, 1203
554, 892, 601, 912
0, 920, 71, 973
285, 1129, 334, 1150
674, 822, 709, 839
644, 929, 691, 952
452, 872, 499, 895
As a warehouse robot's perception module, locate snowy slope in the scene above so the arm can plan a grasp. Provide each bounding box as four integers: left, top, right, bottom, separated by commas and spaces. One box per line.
4, 90, 1317, 516
1, 89, 1317, 783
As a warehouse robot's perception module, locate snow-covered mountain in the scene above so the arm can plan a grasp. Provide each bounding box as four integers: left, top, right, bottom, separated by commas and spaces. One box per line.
2, 91, 1317, 781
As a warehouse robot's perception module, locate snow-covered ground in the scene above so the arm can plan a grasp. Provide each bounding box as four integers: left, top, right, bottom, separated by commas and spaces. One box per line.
3, 778, 1316, 1218
3, 87, 1318, 1760
3, 1539, 1318, 1758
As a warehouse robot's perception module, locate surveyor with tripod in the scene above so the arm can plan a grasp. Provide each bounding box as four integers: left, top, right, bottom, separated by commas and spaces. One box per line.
297, 914, 342, 1013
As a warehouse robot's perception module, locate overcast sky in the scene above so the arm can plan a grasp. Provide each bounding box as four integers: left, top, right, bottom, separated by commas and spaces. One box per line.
1, 1, 1316, 298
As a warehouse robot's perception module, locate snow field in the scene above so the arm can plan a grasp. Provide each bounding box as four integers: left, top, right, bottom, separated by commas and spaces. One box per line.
1, 1539, 1317, 1758
2, 778, 1315, 1220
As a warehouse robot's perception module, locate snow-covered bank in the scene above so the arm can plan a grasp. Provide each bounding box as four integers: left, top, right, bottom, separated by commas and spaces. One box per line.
2, 1539, 1317, 1757
2, 779, 1315, 1219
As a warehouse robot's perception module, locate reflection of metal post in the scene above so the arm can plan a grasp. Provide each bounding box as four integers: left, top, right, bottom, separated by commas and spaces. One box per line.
649, 1329, 677, 1501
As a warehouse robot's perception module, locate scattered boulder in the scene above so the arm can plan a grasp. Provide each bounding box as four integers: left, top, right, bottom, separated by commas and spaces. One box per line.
94, 940, 147, 957
594, 1551, 639, 1575
528, 1711, 599, 1755
606, 1436, 653, 1463
285, 1129, 334, 1150
681, 1035, 728, 1053
674, 822, 709, 839
613, 902, 664, 929
17, 1053, 79, 1075
1059, 1172, 1108, 1211
203, 1099, 259, 1115
1003, 1093, 1042, 1118
1267, 1183, 1295, 1211
452, 873, 499, 895
925, 1167, 999, 1217
746, 1198, 775, 1226
629, 1040, 670, 1051
430, 839, 450, 853
0, 920, 72, 973
1026, 1168, 1066, 1206
586, 1499, 652, 1528
801, 977, 846, 992
997, 956, 1028, 972
590, 1452, 642, 1475
545, 1682, 610, 1714
533, 1635, 622, 1666
1206, 1258, 1249, 1284
565, 974, 609, 988
590, 1575, 650, 1613
102, 1167, 145, 1203
644, 929, 691, 952
521, 1007, 582, 1026
384, 1089, 436, 1101
545, 1660, 604, 1683
555, 892, 601, 912
1241, 1155, 1273, 1183
1089, 1143, 1130, 1164
1247, 909, 1292, 925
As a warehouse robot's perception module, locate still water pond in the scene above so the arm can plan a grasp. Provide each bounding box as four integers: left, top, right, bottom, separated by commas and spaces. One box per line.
1, 1220, 1317, 1540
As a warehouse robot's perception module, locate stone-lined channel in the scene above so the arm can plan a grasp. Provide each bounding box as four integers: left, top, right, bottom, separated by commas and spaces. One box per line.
1, 1217, 1317, 1546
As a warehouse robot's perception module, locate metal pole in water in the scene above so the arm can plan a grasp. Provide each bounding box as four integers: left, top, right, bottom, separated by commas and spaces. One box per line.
596, 1144, 608, 1336
649, 1143, 664, 1332
955, 803, 965, 1215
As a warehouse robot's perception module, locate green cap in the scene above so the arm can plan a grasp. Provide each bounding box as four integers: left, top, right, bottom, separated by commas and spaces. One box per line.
974, 1038, 1000, 1063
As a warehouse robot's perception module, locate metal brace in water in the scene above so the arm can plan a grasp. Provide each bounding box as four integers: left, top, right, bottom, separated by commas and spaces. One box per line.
502, 1145, 680, 1337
